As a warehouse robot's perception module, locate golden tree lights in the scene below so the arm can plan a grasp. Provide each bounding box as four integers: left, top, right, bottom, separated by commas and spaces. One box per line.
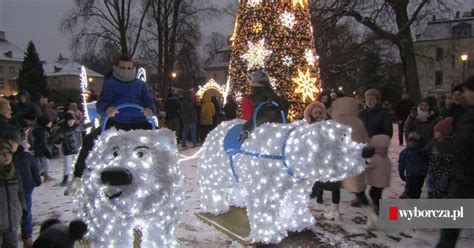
292, 0, 308, 8
228, 0, 321, 119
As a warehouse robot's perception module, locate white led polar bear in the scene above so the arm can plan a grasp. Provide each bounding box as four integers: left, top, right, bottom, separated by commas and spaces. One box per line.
76, 128, 183, 248
198, 120, 373, 244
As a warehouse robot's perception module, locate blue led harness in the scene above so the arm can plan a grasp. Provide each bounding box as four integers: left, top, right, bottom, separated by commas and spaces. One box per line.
223, 101, 305, 182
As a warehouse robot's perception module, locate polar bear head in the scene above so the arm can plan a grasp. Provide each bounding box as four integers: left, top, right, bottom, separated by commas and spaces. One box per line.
78, 128, 182, 219
283, 120, 368, 181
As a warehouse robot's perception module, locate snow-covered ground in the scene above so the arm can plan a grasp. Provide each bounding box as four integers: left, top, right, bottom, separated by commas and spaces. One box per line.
24, 125, 473, 247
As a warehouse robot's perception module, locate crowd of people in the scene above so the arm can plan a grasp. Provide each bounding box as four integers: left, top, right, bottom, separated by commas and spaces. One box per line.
0, 90, 89, 247
1, 53, 473, 247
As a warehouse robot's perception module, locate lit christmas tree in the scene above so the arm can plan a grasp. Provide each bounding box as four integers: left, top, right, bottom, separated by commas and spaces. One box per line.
227, 0, 321, 120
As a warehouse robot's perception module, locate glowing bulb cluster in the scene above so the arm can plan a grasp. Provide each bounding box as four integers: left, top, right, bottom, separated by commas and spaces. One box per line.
198, 120, 371, 243
80, 66, 90, 123
137, 67, 147, 82
247, 0, 263, 7
76, 128, 183, 247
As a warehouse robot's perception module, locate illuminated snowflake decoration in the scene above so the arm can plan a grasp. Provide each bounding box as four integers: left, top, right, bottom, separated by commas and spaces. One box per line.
252, 22, 263, 33
305, 49, 316, 66
241, 39, 272, 71
280, 11, 296, 29
235, 91, 243, 102
292, 68, 320, 102
247, 0, 262, 7
292, 0, 307, 8
283, 56, 293, 67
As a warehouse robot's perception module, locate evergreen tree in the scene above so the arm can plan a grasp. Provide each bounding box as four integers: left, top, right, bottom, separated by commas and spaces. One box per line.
17, 41, 47, 102
227, 0, 321, 119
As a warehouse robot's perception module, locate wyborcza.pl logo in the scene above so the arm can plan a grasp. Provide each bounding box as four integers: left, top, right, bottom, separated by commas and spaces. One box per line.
380, 199, 474, 228
389, 206, 464, 221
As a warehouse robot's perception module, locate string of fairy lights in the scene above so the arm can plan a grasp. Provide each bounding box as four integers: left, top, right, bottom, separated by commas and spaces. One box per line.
228, 0, 321, 120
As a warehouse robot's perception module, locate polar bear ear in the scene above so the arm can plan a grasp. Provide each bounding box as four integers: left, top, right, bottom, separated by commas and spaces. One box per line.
99, 127, 125, 144
154, 128, 177, 148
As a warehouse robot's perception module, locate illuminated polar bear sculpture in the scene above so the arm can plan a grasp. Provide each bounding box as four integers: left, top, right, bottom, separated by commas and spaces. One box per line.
198, 120, 372, 244
77, 128, 183, 247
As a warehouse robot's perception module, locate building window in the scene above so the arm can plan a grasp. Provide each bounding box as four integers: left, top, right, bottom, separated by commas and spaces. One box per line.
0, 65, 3, 74
435, 71, 443, 85
436, 47, 444, 61
468, 57, 473, 68
451, 55, 455, 69
0, 78, 4, 89
9, 66, 15, 75
453, 23, 472, 38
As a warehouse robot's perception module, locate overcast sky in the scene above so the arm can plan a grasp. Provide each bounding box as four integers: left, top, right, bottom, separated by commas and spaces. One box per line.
0, 0, 233, 62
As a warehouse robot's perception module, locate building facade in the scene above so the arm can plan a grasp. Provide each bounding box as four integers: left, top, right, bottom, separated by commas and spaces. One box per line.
414, 11, 474, 96
0, 31, 23, 96
204, 45, 231, 86
44, 55, 104, 96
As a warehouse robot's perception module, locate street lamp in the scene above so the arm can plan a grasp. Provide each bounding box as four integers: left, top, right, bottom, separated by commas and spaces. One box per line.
461, 53, 469, 81
171, 72, 177, 79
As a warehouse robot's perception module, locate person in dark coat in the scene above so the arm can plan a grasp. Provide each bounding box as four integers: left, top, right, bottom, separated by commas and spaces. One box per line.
211, 96, 223, 128
53, 112, 84, 186
398, 132, 429, 199
443, 85, 464, 125
239, 70, 287, 142
415, 97, 440, 147
223, 95, 238, 121
33, 116, 55, 182
33, 218, 87, 248
353, 89, 393, 211
357, 89, 393, 138
395, 92, 414, 146
164, 92, 181, 133
0, 139, 27, 247
12, 90, 42, 122
180, 90, 197, 148
13, 131, 41, 247
426, 117, 454, 199
436, 76, 474, 248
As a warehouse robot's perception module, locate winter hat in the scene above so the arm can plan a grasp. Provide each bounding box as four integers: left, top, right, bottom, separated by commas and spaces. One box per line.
303, 101, 326, 123
434, 117, 454, 137
0, 126, 21, 145
422, 96, 437, 110
37, 116, 51, 127
251, 70, 270, 87
451, 84, 463, 94
458, 75, 474, 91
407, 132, 421, 142
33, 218, 88, 248
18, 90, 30, 100
64, 112, 75, 121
